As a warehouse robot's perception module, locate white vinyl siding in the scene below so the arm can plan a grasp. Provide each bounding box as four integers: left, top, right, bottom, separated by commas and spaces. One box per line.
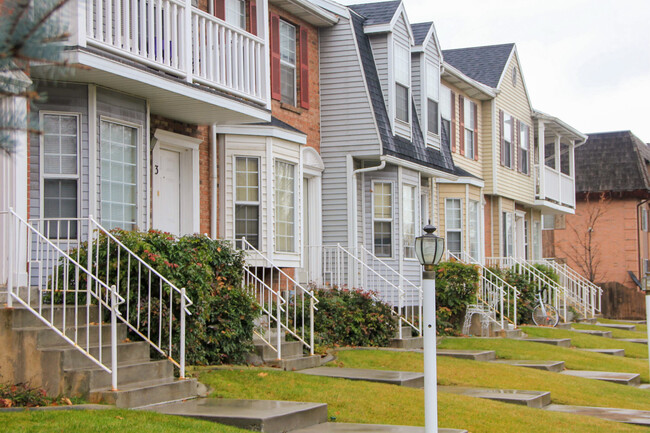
235, 156, 260, 248
469, 199, 480, 261
373, 182, 393, 257
402, 184, 416, 259
445, 198, 462, 254
280, 20, 297, 106
274, 160, 296, 253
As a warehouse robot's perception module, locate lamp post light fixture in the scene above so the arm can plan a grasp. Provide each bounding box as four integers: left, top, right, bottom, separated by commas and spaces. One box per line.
415, 224, 445, 433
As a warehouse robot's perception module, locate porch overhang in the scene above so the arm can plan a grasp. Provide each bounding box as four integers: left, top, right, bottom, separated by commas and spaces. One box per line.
532, 199, 575, 215
269, 0, 339, 26
441, 63, 497, 101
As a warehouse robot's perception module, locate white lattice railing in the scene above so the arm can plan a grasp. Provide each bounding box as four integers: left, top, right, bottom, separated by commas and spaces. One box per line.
80, 0, 267, 104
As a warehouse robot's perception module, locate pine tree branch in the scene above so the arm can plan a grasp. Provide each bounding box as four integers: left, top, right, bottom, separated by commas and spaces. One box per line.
22, 0, 70, 45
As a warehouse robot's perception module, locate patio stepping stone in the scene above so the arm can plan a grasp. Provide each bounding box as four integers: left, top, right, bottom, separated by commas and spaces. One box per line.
560, 370, 641, 386
545, 404, 650, 427
617, 338, 648, 345
489, 360, 565, 373
556, 323, 573, 330
438, 386, 551, 409
149, 398, 327, 433
594, 323, 637, 331
291, 423, 467, 433
437, 349, 496, 362
571, 329, 613, 338
297, 367, 424, 388
519, 337, 572, 347
578, 348, 625, 357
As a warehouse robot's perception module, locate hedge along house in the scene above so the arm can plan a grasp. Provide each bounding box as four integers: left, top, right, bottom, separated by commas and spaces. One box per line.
312, 0, 456, 336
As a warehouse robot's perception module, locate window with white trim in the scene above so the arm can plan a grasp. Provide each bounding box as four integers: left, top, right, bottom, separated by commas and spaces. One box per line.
100, 120, 138, 231
440, 86, 452, 150
469, 200, 480, 261
524, 219, 529, 260
445, 198, 462, 254
502, 212, 514, 257
279, 19, 297, 106
532, 221, 542, 260
503, 113, 513, 168
394, 43, 410, 123
275, 160, 295, 253
403, 184, 417, 259
464, 99, 476, 159
235, 157, 260, 249
373, 182, 393, 257
426, 61, 439, 135
542, 214, 555, 230
42, 113, 79, 239
225, 0, 246, 29
520, 122, 529, 174
642, 208, 648, 232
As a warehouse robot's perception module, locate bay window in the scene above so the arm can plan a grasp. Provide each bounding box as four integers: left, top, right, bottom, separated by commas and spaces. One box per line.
445, 198, 462, 254
426, 61, 439, 135
394, 43, 410, 123
402, 184, 416, 259
275, 160, 296, 253
235, 157, 260, 248
373, 182, 393, 257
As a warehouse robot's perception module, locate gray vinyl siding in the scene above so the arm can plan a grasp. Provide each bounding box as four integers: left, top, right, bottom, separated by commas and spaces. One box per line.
96, 87, 148, 230
369, 34, 389, 117
319, 16, 382, 246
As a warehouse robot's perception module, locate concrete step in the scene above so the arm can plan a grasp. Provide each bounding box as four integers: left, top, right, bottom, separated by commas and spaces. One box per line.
390, 336, 423, 350
437, 349, 496, 362
594, 323, 637, 332
273, 354, 321, 371
298, 367, 424, 388
490, 360, 565, 373
561, 370, 641, 386
614, 320, 646, 324
150, 398, 328, 433
617, 338, 648, 345
8, 305, 102, 329
66, 359, 174, 394
91, 377, 198, 408
500, 328, 523, 338
253, 329, 287, 345
439, 386, 551, 409
572, 329, 612, 338
394, 326, 414, 339
255, 340, 304, 362
292, 423, 468, 433
42, 340, 151, 369
578, 348, 625, 357
14, 323, 128, 348
545, 404, 650, 427
520, 338, 571, 347
577, 317, 598, 324
556, 323, 573, 330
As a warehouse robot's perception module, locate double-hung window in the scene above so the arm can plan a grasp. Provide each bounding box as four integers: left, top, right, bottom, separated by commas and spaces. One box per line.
520, 122, 529, 174
225, 0, 246, 29
502, 212, 514, 257
42, 113, 79, 239
464, 99, 476, 159
373, 182, 393, 257
469, 200, 480, 261
275, 160, 295, 252
440, 86, 452, 150
502, 113, 513, 168
394, 43, 410, 123
426, 61, 439, 135
235, 157, 260, 248
445, 198, 462, 254
279, 20, 297, 106
402, 184, 416, 259
100, 119, 138, 231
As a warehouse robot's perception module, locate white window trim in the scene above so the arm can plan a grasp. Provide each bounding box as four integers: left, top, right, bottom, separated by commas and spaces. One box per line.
39, 111, 82, 240
445, 198, 462, 254
520, 121, 529, 174
468, 199, 480, 262
502, 211, 514, 257
279, 19, 297, 107
503, 111, 514, 169
464, 99, 476, 160
393, 41, 411, 127
233, 155, 262, 248
402, 182, 418, 261
372, 180, 394, 259
273, 158, 298, 254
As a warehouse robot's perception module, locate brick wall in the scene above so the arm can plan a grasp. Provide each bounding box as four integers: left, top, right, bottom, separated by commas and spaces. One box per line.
150, 115, 212, 235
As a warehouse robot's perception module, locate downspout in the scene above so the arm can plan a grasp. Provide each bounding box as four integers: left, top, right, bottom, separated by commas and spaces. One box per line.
211, 124, 218, 239
352, 159, 386, 251
637, 198, 650, 282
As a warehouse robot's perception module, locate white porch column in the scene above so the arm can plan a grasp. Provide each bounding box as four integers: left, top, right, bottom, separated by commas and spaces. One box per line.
538, 120, 545, 200
184, 0, 193, 83
258, 0, 271, 110
555, 134, 562, 205
69, 0, 87, 47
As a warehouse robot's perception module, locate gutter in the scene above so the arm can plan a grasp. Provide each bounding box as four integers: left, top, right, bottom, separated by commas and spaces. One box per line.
350, 159, 387, 251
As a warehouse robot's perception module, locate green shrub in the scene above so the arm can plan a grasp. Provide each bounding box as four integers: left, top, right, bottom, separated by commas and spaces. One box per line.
0, 383, 81, 408
57, 230, 259, 365
435, 261, 480, 334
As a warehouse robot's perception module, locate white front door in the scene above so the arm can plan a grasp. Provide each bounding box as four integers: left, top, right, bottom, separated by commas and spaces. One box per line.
155, 148, 181, 235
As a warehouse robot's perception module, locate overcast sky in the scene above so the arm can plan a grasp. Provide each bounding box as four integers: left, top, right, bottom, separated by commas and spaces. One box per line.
341, 0, 650, 142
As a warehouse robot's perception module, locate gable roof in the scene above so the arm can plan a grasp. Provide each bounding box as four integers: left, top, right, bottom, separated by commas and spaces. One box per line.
411, 21, 432, 46
349, 1, 401, 26
442, 43, 514, 88
350, 10, 455, 175
575, 131, 650, 195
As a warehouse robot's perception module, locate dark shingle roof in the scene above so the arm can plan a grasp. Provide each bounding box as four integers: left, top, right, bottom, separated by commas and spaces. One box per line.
350, 11, 454, 174
411, 22, 432, 46
251, 116, 304, 134
442, 43, 514, 88
575, 131, 650, 194
349, 1, 401, 26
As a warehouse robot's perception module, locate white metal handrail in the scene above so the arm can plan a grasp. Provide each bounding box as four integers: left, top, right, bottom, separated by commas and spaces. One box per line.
239, 238, 317, 357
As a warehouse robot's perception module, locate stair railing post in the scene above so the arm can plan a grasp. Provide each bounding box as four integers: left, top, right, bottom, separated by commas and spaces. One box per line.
7, 209, 14, 308
180, 287, 186, 379
110, 285, 118, 391
276, 295, 282, 360
309, 296, 314, 356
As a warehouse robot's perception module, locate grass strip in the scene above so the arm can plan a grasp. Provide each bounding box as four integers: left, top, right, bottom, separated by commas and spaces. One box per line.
572, 322, 648, 340
0, 409, 250, 433
598, 319, 647, 335
198, 367, 647, 433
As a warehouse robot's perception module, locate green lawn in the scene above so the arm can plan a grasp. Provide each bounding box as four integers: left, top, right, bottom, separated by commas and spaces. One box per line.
598, 319, 647, 335
438, 336, 650, 382
521, 326, 649, 358
0, 409, 250, 433
331, 349, 650, 410
198, 367, 647, 433
572, 323, 649, 340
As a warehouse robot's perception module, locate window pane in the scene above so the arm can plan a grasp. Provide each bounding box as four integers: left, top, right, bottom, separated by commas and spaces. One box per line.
465, 129, 474, 159
235, 157, 259, 203
395, 83, 409, 122
280, 63, 296, 106
439, 86, 451, 120
235, 205, 259, 249
427, 62, 439, 100
42, 114, 78, 175
225, 0, 245, 29
43, 179, 78, 238
469, 200, 480, 261
373, 183, 392, 220
441, 118, 451, 150
445, 199, 461, 230
275, 161, 295, 252
403, 185, 416, 258
447, 232, 461, 255
374, 221, 392, 257
427, 99, 438, 134
280, 21, 296, 65
464, 100, 474, 128
394, 43, 409, 85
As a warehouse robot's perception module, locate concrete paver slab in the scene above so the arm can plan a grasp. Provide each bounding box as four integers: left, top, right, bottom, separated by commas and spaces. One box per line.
618, 338, 648, 345
291, 423, 467, 433
572, 329, 613, 338
150, 398, 327, 433
437, 349, 496, 362
594, 323, 637, 331
578, 348, 625, 356
439, 386, 551, 408
520, 338, 571, 347
297, 367, 423, 388
490, 360, 565, 372
545, 404, 650, 426
560, 370, 641, 386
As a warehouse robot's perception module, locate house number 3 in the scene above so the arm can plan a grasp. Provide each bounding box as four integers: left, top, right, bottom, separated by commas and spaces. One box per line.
155, 165, 159, 175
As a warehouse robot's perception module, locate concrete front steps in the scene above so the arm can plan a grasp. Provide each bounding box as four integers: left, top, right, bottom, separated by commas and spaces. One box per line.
251, 330, 320, 371
0, 306, 198, 408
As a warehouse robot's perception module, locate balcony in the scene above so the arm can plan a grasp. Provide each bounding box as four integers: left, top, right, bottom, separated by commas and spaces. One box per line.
535, 165, 575, 209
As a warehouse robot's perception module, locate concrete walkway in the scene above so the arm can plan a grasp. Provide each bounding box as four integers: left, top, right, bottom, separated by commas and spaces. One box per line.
291, 423, 467, 433
545, 404, 650, 427
297, 367, 423, 388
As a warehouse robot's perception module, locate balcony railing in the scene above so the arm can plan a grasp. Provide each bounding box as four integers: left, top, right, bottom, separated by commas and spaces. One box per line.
535, 164, 575, 208
78, 0, 267, 104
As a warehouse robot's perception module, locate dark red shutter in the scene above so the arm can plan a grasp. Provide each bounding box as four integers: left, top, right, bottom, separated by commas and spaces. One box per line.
270, 13, 281, 101
248, 0, 257, 35
459, 95, 465, 156
499, 109, 504, 165
451, 91, 456, 153
473, 102, 479, 161
516, 119, 522, 172
214, 0, 225, 19
299, 26, 309, 109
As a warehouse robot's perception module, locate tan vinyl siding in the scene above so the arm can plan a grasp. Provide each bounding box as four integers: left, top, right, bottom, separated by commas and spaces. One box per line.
481, 100, 495, 192
437, 183, 466, 242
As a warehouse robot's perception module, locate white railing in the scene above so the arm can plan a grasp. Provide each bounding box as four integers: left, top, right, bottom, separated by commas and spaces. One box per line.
303, 244, 422, 338
449, 252, 519, 329
486, 256, 567, 322
536, 164, 575, 208
239, 238, 317, 357
83, 0, 267, 103
25, 214, 192, 379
